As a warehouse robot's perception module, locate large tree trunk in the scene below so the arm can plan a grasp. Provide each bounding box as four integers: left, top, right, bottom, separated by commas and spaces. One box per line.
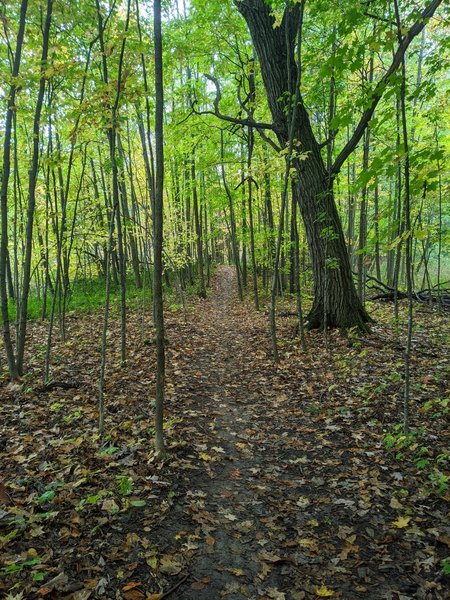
236, 0, 370, 330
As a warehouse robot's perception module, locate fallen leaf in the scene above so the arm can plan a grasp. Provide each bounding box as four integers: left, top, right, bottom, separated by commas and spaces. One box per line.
315, 585, 334, 597
159, 554, 183, 575
38, 572, 69, 594
122, 583, 142, 592
123, 591, 145, 600
392, 516, 412, 529
101, 498, 119, 514
146, 554, 158, 569
259, 551, 282, 563
199, 453, 213, 461
191, 577, 210, 590
62, 591, 92, 600
0, 482, 11, 504
389, 496, 404, 509
222, 512, 238, 521
307, 519, 319, 527
296, 496, 310, 507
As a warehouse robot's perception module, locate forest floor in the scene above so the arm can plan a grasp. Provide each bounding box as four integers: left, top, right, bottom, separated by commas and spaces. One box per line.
0, 266, 449, 600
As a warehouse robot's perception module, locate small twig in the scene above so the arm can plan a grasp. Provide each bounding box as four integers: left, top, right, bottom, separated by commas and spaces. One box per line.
159, 574, 189, 599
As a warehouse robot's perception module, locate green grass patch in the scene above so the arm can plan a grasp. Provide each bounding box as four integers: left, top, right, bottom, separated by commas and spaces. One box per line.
3, 268, 195, 323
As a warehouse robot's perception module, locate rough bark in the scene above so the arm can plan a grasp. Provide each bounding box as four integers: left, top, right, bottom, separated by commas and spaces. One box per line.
235, 0, 442, 330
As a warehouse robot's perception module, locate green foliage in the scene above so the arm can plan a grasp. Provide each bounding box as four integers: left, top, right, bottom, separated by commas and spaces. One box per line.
384, 424, 449, 496
37, 490, 56, 504
99, 445, 119, 457
116, 475, 134, 496
441, 558, 450, 576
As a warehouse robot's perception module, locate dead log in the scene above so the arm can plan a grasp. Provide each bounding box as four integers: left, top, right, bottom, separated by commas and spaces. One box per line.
364, 274, 450, 308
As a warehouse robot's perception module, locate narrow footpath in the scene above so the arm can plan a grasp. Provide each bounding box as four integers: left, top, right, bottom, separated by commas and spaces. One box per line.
145, 266, 445, 599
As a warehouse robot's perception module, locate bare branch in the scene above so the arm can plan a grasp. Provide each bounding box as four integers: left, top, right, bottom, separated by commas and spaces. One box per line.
364, 11, 396, 25
193, 74, 275, 132
256, 128, 281, 152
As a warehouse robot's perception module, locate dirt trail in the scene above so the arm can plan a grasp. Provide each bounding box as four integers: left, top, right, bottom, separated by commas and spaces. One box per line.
156, 267, 385, 599
148, 266, 449, 600
165, 266, 286, 598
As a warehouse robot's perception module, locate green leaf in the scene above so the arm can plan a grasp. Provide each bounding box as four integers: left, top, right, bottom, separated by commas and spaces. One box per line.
130, 500, 146, 507
38, 490, 56, 504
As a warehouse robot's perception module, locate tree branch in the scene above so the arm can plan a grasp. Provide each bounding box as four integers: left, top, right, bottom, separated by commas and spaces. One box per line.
193, 74, 275, 132
331, 0, 443, 176
255, 128, 281, 152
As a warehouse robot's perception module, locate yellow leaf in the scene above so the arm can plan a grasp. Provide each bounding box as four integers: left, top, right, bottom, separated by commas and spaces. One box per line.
307, 519, 319, 527
235, 442, 250, 451
296, 496, 310, 507
146, 555, 157, 569
199, 453, 213, 461
315, 585, 334, 597
392, 516, 411, 529
298, 538, 317, 550
272, 13, 283, 28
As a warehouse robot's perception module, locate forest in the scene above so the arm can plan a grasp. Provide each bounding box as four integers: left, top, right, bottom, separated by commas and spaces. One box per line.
0, 0, 449, 598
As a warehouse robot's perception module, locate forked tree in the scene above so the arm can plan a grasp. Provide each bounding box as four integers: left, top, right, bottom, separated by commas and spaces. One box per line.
234, 0, 442, 331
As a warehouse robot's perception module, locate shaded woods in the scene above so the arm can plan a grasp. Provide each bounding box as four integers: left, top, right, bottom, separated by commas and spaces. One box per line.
0, 1, 448, 598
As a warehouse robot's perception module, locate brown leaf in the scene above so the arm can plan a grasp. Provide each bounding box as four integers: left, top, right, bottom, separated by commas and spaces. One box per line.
0, 482, 11, 504
159, 554, 183, 575
191, 578, 210, 590
122, 582, 143, 592
123, 591, 145, 600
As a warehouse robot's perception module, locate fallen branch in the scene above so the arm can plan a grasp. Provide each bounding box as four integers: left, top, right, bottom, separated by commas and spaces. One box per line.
39, 380, 80, 392
159, 574, 189, 599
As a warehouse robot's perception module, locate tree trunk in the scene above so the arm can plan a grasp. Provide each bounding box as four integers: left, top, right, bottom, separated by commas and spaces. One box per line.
236, 1, 370, 330
17, 0, 53, 374
153, 0, 166, 458
190, 155, 206, 298
220, 132, 243, 301
118, 134, 142, 289
0, 0, 28, 379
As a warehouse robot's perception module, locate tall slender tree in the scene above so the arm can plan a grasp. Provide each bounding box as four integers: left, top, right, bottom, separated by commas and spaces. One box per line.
16, 0, 53, 375
153, 0, 166, 458
0, 0, 28, 379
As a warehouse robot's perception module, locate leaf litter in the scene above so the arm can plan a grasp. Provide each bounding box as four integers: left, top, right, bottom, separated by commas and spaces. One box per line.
0, 266, 449, 599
